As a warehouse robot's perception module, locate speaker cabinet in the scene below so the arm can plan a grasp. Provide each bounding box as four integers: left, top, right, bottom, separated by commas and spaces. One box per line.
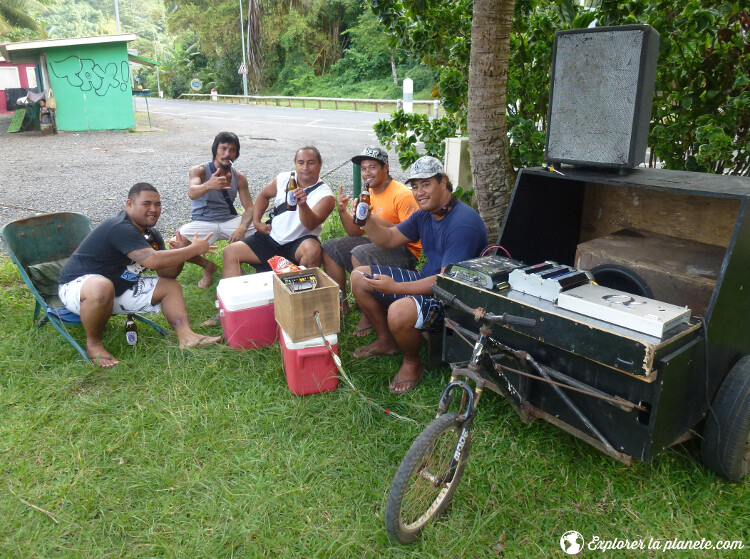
545, 25, 659, 170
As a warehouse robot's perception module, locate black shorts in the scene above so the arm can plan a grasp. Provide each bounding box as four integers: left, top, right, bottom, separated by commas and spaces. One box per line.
242, 233, 320, 270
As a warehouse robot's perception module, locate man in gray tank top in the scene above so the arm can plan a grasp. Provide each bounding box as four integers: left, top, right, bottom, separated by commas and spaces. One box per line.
176, 132, 255, 288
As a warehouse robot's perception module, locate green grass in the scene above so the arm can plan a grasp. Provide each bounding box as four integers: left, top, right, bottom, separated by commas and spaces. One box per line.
1, 223, 748, 557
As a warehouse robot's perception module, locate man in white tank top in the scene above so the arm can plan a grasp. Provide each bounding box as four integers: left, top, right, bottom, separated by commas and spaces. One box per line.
220, 146, 335, 277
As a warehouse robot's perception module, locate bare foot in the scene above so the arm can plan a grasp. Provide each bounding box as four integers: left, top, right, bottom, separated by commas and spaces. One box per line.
198, 261, 218, 289
87, 344, 119, 368
352, 341, 398, 359
389, 361, 425, 394
351, 315, 373, 337
179, 334, 222, 348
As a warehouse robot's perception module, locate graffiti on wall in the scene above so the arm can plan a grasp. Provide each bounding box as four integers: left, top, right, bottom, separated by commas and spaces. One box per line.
50, 56, 130, 96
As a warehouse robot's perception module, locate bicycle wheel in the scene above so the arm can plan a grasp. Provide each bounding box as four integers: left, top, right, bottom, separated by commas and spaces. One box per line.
385, 412, 471, 544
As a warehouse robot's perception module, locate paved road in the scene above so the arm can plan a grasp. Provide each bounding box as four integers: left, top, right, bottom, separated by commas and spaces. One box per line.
137, 97, 386, 141
0, 99, 404, 232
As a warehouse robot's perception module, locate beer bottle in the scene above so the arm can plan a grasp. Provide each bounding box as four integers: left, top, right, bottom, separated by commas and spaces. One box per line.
125, 314, 138, 345
286, 171, 298, 211
353, 182, 371, 226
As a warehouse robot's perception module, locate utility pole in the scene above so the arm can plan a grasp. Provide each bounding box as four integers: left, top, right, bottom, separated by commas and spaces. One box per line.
114, 0, 121, 33
238, 0, 249, 100
153, 32, 162, 98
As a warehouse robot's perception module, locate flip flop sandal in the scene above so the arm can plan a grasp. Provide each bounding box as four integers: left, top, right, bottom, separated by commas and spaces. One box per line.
389, 369, 425, 394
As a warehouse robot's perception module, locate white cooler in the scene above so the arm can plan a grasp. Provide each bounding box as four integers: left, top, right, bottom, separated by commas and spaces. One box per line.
216, 272, 277, 349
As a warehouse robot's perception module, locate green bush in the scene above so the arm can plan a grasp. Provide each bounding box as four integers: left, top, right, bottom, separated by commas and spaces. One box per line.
371, 0, 749, 176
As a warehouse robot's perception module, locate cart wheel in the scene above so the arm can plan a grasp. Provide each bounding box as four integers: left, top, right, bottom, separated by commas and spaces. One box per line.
385, 412, 470, 544
701, 356, 750, 482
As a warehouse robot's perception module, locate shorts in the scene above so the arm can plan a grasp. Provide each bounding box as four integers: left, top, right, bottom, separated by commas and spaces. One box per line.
178, 216, 255, 242
58, 274, 162, 315
242, 233, 320, 270
322, 237, 417, 272
369, 265, 444, 330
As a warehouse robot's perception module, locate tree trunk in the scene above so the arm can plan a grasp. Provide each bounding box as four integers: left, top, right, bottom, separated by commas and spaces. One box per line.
247, 0, 262, 92
467, 0, 516, 242
391, 53, 398, 86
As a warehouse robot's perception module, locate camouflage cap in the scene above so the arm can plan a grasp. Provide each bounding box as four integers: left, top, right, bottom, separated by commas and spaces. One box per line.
405, 156, 445, 183
351, 146, 389, 166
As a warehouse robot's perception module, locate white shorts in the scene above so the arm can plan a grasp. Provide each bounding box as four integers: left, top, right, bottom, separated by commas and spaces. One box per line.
178, 216, 255, 242
58, 274, 162, 315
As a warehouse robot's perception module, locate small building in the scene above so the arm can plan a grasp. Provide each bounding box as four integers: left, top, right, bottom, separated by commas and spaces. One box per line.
0, 34, 147, 131
0, 57, 39, 113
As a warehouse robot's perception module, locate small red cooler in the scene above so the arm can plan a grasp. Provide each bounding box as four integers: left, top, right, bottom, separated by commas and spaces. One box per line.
217, 272, 277, 349
279, 327, 339, 395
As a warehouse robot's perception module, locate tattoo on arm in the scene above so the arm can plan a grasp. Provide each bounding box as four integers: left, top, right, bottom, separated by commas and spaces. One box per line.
128, 247, 156, 263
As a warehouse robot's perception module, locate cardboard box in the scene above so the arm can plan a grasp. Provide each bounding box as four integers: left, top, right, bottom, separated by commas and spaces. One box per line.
280, 327, 338, 395
272, 267, 340, 342
217, 272, 277, 349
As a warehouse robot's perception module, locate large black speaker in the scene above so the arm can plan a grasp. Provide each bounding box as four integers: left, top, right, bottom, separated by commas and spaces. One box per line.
545, 25, 659, 170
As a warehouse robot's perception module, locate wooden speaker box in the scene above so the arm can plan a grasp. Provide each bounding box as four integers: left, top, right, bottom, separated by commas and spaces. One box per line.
575, 230, 725, 317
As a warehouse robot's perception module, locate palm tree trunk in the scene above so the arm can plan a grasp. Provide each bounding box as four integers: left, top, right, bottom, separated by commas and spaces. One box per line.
247, 0, 262, 92
467, 0, 516, 242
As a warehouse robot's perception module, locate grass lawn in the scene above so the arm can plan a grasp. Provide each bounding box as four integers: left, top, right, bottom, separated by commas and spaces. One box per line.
0, 218, 747, 557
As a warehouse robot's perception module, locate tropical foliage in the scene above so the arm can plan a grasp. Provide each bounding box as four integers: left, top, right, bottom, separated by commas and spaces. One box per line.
0, 0, 48, 40
597, 0, 749, 175
371, 0, 750, 176
29, 0, 430, 99
8, 0, 746, 176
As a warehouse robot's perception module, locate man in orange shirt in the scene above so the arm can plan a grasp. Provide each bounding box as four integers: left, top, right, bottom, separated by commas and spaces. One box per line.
322, 147, 421, 336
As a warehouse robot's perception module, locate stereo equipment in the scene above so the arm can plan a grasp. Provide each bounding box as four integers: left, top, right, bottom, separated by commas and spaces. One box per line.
444, 255, 526, 291
545, 24, 660, 170
557, 283, 690, 338
508, 261, 592, 302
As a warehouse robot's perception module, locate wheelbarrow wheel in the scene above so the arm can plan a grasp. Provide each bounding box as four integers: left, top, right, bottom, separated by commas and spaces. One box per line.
385, 412, 470, 544
701, 355, 750, 482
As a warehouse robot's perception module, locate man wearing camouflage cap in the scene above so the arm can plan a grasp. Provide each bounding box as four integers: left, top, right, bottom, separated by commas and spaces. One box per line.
322, 146, 421, 336
351, 155, 488, 394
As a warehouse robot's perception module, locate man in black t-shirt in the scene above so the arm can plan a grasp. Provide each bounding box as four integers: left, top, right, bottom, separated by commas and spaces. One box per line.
58, 183, 221, 368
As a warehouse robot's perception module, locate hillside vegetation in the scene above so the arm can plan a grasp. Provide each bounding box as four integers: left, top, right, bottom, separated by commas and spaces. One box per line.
37, 0, 435, 101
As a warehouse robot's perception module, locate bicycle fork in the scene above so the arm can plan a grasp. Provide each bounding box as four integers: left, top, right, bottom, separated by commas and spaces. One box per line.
431, 326, 493, 486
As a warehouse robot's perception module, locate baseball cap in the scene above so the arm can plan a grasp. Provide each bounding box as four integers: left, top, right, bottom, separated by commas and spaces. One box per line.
351, 146, 389, 166
405, 156, 445, 183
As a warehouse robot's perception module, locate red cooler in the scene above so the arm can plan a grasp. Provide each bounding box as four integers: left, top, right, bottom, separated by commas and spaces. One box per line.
217, 272, 277, 348
279, 327, 339, 395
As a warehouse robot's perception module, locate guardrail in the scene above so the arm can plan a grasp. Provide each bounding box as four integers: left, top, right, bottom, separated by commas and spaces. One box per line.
177, 93, 441, 118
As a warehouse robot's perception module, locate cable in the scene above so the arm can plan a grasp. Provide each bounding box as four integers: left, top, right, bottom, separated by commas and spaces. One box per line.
313, 311, 423, 425
481, 245, 512, 258
321, 158, 353, 180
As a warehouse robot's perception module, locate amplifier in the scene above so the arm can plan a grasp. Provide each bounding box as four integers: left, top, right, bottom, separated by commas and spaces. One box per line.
444, 255, 526, 291
557, 283, 690, 338
508, 261, 592, 302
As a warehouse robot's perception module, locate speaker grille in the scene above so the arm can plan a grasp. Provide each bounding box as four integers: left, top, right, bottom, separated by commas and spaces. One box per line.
546, 25, 659, 169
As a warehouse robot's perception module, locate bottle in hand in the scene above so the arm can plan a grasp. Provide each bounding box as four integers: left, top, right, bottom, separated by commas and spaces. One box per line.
125, 314, 138, 345
353, 183, 371, 226
286, 171, 298, 211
